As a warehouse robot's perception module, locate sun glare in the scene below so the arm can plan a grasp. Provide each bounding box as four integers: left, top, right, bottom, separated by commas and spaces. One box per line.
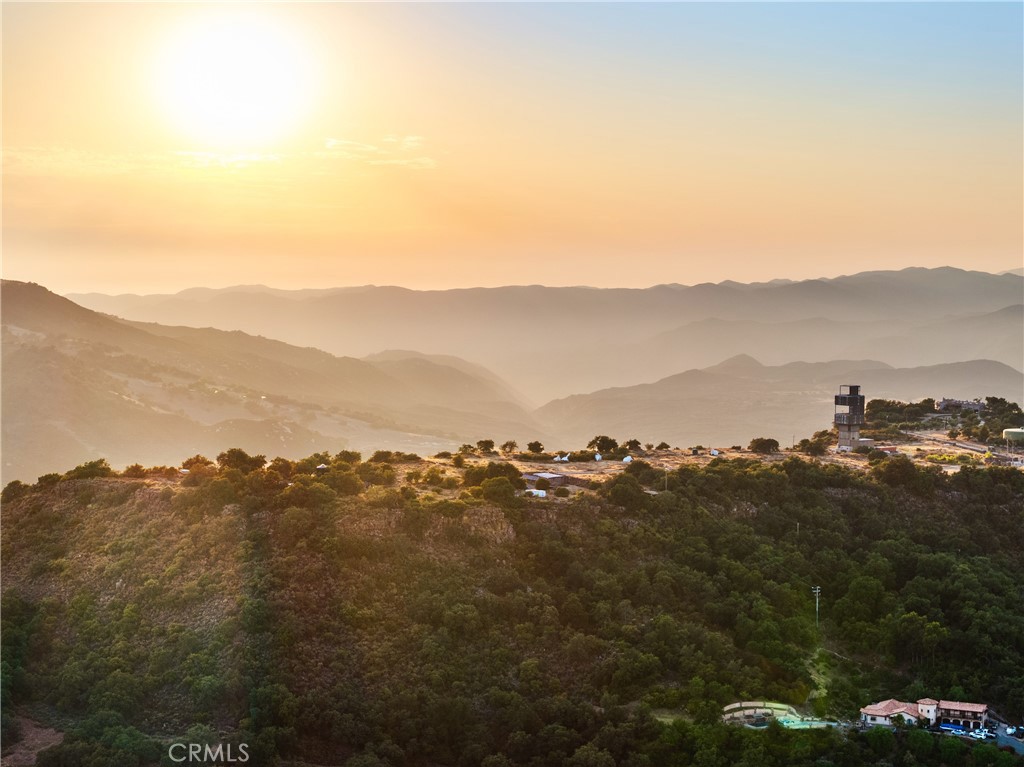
154, 12, 316, 149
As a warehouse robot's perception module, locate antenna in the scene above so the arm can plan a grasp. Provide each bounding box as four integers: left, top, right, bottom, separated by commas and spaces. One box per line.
811, 586, 821, 630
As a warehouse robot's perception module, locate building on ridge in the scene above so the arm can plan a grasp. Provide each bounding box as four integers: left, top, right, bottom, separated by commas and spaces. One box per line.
859, 697, 988, 729
834, 384, 865, 451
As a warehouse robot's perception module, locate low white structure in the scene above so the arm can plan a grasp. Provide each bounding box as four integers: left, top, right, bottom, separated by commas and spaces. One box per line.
524, 489, 547, 498
594, 453, 602, 461
1003, 428, 1024, 444
623, 456, 633, 463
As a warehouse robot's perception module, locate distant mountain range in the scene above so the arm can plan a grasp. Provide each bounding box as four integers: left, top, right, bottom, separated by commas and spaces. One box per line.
537, 355, 1024, 449
3, 268, 1021, 482
2, 281, 550, 483
68, 267, 1023, 401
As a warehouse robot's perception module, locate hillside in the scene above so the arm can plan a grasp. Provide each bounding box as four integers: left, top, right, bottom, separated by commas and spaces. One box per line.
6, 278, 1021, 482
3, 451, 1023, 766
537, 357, 1024, 449
67, 268, 1024, 401
1, 281, 550, 483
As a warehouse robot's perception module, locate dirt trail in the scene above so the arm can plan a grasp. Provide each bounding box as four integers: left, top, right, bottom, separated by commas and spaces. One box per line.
0, 717, 63, 767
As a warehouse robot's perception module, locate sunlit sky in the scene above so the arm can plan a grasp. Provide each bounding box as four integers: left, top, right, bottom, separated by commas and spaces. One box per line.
2, 2, 1022, 294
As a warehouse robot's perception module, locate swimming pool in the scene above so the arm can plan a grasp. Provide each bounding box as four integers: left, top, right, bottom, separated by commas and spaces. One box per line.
777, 718, 836, 729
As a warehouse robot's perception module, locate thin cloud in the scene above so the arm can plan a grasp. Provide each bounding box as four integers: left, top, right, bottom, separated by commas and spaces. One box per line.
3, 134, 437, 181
369, 157, 437, 170
321, 135, 436, 169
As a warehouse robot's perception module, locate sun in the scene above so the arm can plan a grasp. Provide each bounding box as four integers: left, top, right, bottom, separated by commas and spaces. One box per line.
154, 11, 316, 149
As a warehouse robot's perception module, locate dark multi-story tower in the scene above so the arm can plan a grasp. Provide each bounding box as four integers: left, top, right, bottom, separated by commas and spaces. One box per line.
834, 385, 865, 450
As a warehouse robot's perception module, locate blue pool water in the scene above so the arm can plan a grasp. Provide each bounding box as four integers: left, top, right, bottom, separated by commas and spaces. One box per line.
778, 718, 835, 729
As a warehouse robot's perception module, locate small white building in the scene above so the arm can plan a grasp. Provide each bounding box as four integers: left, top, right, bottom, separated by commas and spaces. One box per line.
623, 456, 633, 463
594, 453, 602, 461
524, 489, 547, 498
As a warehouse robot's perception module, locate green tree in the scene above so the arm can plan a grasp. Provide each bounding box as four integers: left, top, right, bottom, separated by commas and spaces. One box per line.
181, 454, 214, 470
588, 435, 618, 453
1, 481, 29, 503
905, 728, 933, 760
476, 439, 496, 453
481, 477, 516, 506
567, 744, 616, 767
500, 440, 518, 454
605, 474, 648, 512
748, 437, 780, 454
864, 726, 895, 757
216, 448, 266, 474
64, 459, 114, 479
527, 441, 544, 453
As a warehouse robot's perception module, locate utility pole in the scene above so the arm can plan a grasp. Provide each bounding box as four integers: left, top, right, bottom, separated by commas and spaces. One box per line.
811, 586, 821, 630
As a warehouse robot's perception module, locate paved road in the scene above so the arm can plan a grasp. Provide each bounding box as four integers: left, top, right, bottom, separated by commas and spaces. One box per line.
994, 727, 1024, 755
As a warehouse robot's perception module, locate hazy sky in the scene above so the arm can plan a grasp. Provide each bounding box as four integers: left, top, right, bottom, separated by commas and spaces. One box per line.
3, 2, 1022, 293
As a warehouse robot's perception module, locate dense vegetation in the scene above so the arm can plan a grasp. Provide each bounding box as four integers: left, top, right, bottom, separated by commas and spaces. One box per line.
2, 449, 1023, 766
864, 397, 1024, 446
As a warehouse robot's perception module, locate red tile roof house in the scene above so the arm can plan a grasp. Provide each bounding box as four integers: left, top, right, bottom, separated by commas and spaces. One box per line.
859, 698, 988, 729
860, 699, 924, 727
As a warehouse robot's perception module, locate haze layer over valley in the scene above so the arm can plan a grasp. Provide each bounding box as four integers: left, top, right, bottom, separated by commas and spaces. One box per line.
2, 267, 1020, 482
70, 267, 1022, 402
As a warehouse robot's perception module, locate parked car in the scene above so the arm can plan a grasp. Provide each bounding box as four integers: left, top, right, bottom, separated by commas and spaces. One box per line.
1006, 726, 1017, 736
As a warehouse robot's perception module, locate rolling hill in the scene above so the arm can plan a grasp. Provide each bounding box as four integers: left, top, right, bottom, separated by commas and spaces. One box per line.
67, 268, 1024, 400
1, 281, 550, 482
6, 274, 1022, 481
536, 356, 1024, 449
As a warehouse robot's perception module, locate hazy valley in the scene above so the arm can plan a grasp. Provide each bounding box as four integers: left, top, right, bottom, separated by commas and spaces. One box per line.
3, 267, 1021, 483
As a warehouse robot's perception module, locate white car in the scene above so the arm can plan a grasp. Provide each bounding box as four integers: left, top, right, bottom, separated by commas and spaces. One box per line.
1007, 726, 1017, 736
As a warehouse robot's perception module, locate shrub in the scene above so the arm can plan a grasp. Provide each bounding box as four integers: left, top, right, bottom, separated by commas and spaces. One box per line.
64, 459, 114, 480
748, 437, 780, 454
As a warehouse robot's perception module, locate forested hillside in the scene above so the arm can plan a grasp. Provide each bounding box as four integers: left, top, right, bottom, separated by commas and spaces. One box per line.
2, 452, 1023, 766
